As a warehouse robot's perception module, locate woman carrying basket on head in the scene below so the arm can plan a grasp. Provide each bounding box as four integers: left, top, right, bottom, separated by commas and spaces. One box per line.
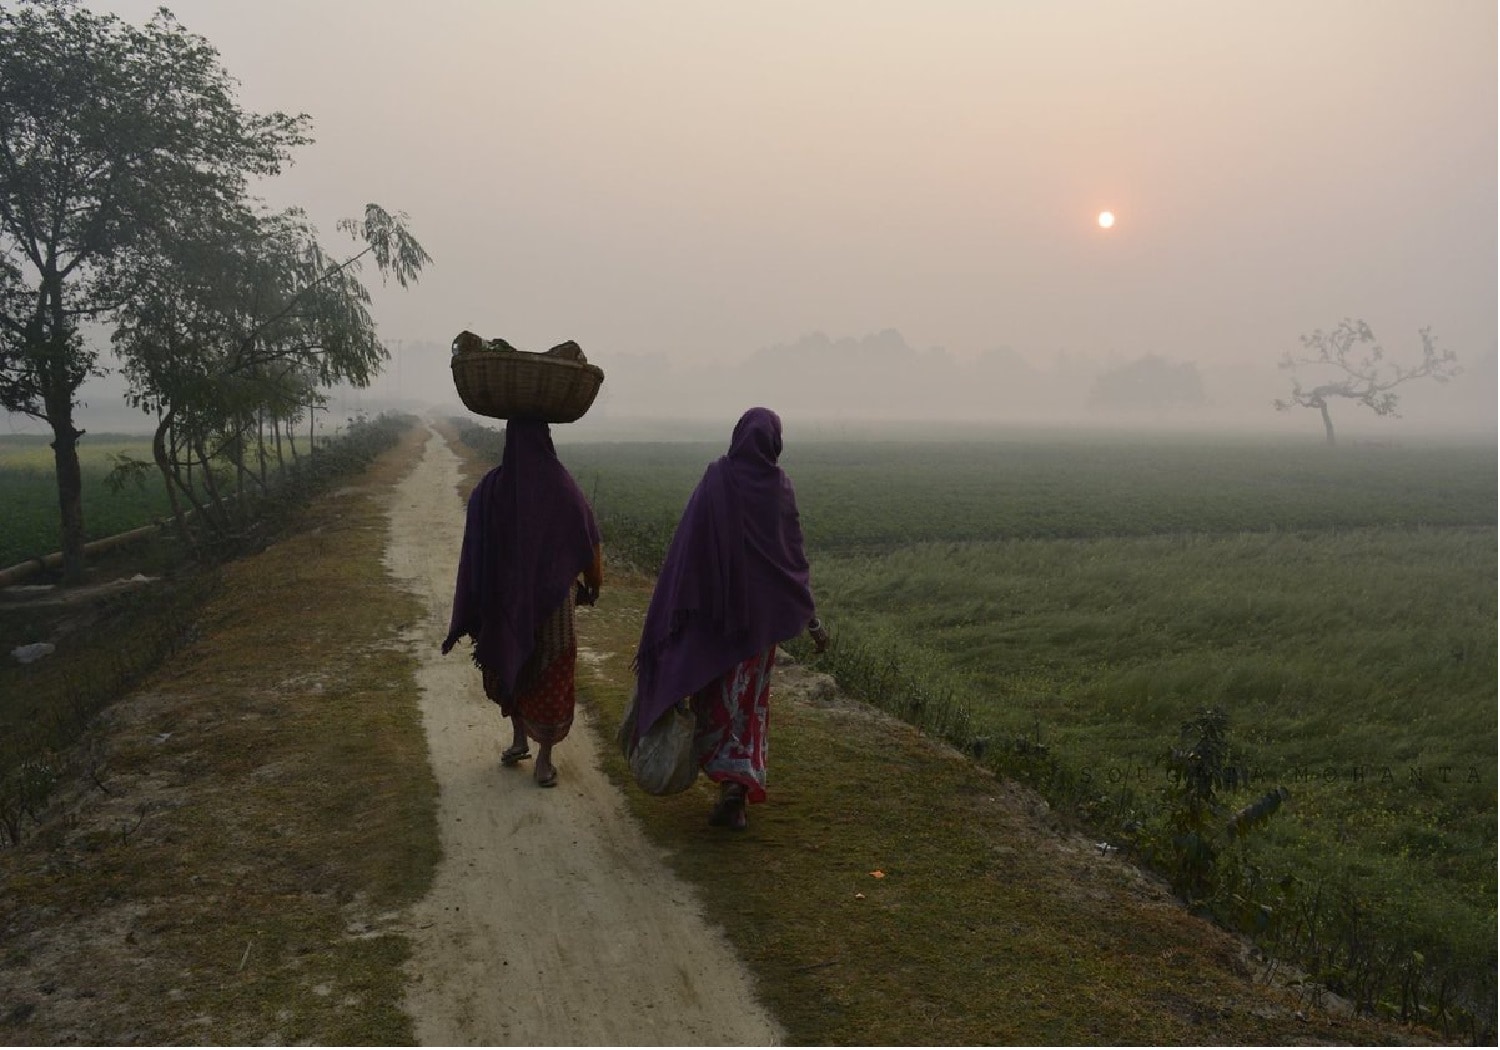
632, 407, 829, 830
443, 419, 603, 788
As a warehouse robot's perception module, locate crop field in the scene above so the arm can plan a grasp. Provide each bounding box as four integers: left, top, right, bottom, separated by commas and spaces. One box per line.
0, 434, 169, 568
549, 428, 1497, 1022
563, 436, 1496, 553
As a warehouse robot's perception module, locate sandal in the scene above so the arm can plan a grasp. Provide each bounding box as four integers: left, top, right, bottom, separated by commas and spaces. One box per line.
501, 743, 531, 766
535, 764, 558, 788
708, 785, 748, 830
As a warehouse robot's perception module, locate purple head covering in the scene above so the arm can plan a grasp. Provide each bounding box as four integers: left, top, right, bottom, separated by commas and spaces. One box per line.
633, 407, 815, 736
443, 420, 600, 698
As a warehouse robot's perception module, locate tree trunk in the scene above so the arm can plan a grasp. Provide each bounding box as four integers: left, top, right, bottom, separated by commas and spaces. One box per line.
195, 437, 229, 531
1319, 401, 1336, 446
234, 418, 247, 516
272, 414, 286, 474
38, 273, 89, 585
168, 426, 213, 531
258, 410, 271, 484
153, 413, 196, 553
47, 406, 88, 585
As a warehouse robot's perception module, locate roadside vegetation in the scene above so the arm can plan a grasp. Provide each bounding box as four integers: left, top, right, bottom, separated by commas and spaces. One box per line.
467, 421, 1494, 1041
1, 3, 432, 1038
807, 528, 1495, 1035
0, 420, 436, 1044
0, 414, 415, 847
1, 0, 428, 583
0, 435, 170, 568
0, 430, 365, 569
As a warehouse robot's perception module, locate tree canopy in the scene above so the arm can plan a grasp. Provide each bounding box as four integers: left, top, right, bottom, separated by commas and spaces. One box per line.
0, 0, 305, 579
113, 202, 429, 541
0, 0, 310, 413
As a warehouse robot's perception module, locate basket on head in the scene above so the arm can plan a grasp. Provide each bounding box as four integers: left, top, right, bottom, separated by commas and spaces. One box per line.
450, 333, 604, 424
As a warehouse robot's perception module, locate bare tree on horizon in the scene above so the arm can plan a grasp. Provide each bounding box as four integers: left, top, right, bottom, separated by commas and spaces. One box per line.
1274, 319, 1459, 445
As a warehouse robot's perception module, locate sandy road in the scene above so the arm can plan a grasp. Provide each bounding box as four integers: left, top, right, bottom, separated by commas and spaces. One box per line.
382, 426, 780, 1046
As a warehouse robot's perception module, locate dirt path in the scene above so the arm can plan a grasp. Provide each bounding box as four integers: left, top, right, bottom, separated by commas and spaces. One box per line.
382, 426, 780, 1046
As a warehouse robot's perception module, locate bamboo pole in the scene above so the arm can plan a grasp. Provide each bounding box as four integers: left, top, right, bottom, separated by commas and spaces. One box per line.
0, 522, 166, 588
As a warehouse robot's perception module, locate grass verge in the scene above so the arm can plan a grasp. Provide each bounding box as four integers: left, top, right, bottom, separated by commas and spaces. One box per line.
577, 576, 1430, 1045
446, 426, 1437, 1046
0, 423, 439, 1044
808, 528, 1496, 1034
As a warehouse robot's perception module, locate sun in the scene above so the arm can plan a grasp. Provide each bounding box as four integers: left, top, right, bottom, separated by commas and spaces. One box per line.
1097, 210, 1116, 229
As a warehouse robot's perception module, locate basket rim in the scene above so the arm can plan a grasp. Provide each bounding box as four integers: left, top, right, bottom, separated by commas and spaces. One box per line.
450, 348, 604, 380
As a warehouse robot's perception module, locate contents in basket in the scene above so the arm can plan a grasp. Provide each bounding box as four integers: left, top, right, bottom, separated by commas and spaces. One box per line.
452, 330, 484, 355
450, 330, 585, 362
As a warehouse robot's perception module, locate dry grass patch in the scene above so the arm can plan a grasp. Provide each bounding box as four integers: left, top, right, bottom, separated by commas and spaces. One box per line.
0, 424, 438, 1045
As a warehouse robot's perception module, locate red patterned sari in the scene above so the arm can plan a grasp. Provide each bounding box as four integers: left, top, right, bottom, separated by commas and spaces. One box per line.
690, 646, 777, 803
482, 600, 577, 745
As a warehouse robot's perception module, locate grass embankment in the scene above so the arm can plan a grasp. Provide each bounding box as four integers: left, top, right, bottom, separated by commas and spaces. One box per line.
552, 430, 1496, 1039
813, 527, 1496, 1031
0, 434, 171, 568
0, 425, 438, 1044
447, 427, 1427, 1046
0, 538, 213, 844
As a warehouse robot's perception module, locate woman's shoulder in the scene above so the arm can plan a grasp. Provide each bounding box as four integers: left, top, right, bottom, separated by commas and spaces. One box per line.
464, 464, 504, 504
475, 463, 505, 489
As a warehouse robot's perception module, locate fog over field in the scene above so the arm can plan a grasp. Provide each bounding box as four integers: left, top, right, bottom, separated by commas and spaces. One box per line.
2, 5, 1495, 1036
5, 0, 1495, 441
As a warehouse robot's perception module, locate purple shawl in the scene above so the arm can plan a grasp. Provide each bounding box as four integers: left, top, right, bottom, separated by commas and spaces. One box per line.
442, 420, 600, 699
633, 407, 815, 736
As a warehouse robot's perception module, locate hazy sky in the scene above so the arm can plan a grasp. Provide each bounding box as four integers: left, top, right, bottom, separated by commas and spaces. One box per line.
53, 1, 1500, 429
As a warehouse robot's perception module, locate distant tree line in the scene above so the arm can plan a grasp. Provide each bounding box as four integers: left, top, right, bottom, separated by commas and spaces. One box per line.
1088, 355, 1206, 414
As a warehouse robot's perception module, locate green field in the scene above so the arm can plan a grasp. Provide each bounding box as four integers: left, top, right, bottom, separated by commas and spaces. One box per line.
563, 435, 1496, 552
0, 434, 170, 567
545, 428, 1497, 1024
811, 528, 1495, 961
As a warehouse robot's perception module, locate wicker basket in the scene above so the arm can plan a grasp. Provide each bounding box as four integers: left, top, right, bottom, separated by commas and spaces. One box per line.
450, 344, 604, 424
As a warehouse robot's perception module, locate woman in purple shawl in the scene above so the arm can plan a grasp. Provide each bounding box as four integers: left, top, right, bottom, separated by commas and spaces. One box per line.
443, 420, 603, 788
634, 407, 829, 830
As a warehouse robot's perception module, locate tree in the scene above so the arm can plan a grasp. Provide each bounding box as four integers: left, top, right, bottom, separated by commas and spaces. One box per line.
113, 203, 429, 546
0, 0, 307, 581
1274, 319, 1459, 445
1087, 354, 1206, 414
